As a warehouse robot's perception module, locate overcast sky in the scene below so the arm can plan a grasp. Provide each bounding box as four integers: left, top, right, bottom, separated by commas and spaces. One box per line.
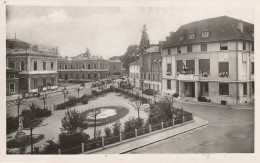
6, 1, 254, 59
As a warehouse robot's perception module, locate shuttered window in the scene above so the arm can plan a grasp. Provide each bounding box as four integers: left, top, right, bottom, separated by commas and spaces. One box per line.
199, 59, 210, 74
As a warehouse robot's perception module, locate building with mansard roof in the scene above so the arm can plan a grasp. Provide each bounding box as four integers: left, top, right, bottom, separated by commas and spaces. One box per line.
161, 16, 254, 105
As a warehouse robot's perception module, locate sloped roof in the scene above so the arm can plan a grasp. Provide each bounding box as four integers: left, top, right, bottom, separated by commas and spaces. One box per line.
6, 47, 55, 56
145, 45, 160, 53
129, 59, 140, 65
163, 16, 254, 49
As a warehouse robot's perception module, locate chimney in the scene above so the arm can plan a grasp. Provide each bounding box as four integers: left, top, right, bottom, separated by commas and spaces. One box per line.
238, 22, 243, 33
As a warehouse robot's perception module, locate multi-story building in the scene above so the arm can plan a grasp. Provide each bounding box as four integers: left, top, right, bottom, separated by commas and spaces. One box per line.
129, 59, 140, 88
6, 39, 59, 95
139, 45, 162, 93
108, 59, 123, 77
57, 54, 109, 82
161, 16, 254, 105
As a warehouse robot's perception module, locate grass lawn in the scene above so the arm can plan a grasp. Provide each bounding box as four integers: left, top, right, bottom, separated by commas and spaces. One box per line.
79, 106, 129, 127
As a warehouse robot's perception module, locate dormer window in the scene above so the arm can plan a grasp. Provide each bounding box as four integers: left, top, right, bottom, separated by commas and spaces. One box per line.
179, 35, 184, 41
202, 31, 209, 38
188, 33, 195, 39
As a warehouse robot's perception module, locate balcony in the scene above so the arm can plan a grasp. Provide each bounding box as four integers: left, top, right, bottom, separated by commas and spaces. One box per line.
177, 74, 199, 81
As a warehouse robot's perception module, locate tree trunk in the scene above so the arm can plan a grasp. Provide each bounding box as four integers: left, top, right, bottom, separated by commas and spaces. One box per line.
30, 127, 33, 154
17, 105, 20, 119
137, 109, 140, 119
94, 116, 97, 140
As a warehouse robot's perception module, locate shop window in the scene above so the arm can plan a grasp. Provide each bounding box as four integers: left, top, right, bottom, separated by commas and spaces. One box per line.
201, 43, 207, 51
167, 80, 171, 89
43, 79, 47, 87
220, 42, 228, 50
51, 78, 55, 86
219, 83, 229, 95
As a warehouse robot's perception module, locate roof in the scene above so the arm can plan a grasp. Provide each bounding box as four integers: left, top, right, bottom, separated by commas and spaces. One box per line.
129, 59, 140, 65
145, 45, 161, 53
109, 56, 121, 60
6, 47, 56, 56
163, 16, 254, 48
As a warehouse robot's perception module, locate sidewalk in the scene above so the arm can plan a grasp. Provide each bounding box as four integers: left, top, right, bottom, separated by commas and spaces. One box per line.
175, 97, 254, 110
84, 116, 208, 154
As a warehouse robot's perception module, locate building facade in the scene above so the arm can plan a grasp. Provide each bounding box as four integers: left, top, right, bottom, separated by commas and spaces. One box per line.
58, 56, 109, 82
161, 16, 254, 105
129, 60, 140, 88
6, 39, 58, 94
108, 59, 123, 77
139, 45, 162, 93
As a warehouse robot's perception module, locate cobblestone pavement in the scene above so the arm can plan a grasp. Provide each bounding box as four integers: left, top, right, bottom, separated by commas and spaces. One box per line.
128, 102, 254, 153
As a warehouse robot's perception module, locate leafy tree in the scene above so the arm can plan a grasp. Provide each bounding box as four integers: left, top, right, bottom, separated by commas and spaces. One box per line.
112, 120, 121, 136
120, 45, 139, 71
104, 127, 112, 138
123, 117, 144, 133
138, 24, 150, 53
130, 101, 144, 119
60, 109, 88, 135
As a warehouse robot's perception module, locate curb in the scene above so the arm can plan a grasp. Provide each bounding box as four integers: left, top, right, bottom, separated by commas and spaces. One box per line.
84, 118, 208, 154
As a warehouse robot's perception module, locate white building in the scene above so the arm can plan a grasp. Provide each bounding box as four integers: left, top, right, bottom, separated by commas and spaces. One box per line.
129, 60, 140, 88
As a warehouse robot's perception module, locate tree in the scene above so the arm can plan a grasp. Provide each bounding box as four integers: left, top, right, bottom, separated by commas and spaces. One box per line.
8, 97, 27, 120
120, 45, 139, 71
74, 87, 83, 98
60, 88, 69, 103
38, 92, 50, 110
138, 24, 150, 53
130, 101, 144, 119
124, 117, 144, 133
60, 109, 88, 135
87, 109, 102, 140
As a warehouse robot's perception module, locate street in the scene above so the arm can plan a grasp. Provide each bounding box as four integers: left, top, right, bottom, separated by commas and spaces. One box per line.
127, 102, 254, 153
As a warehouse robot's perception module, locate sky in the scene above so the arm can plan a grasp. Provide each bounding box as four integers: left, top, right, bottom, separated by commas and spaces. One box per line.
6, 1, 254, 59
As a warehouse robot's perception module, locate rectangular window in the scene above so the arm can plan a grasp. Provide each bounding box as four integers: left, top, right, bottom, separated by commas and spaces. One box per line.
168, 48, 171, 55
189, 33, 195, 39
71, 65, 73, 69
43, 79, 46, 87
201, 43, 207, 51
186, 60, 195, 74
202, 31, 209, 37
179, 36, 184, 41
94, 64, 97, 69
243, 42, 246, 50
148, 74, 150, 80
204, 83, 209, 93
43, 62, 46, 70
177, 47, 181, 53
167, 64, 172, 74
187, 45, 192, 52
21, 61, 25, 71
34, 61, 37, 70
88, 64, 91, 69
59, 65, 62, 69
252, 43, 254, 51
153, 74, 155, 81
51, 62, 54, 69
252, 81, 254, 94
251, 62, 254, 74
199, 59, 210, 75
10, 83, 15, 93
76, 74, 79, 79
219, 83, 229, 95
8, 61, 15, 68
88, 74, 91, 79
220, 42, 228, 50
34, 80, 37, 89
167, 80, 171, 89
10, 74, 15, 79
94, 74, 97, 78
177, 60, 183, 73
243, 83, 247, 95
51, 78, 55, 86
82, 64, 85, 69
144, 74, 146, 80
219, 62, 229, 77
65, 65, 68, 69
59, 74, 62, 79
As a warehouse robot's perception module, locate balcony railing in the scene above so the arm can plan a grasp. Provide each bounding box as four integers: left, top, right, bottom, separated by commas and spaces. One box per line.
177, 74, 199, 81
